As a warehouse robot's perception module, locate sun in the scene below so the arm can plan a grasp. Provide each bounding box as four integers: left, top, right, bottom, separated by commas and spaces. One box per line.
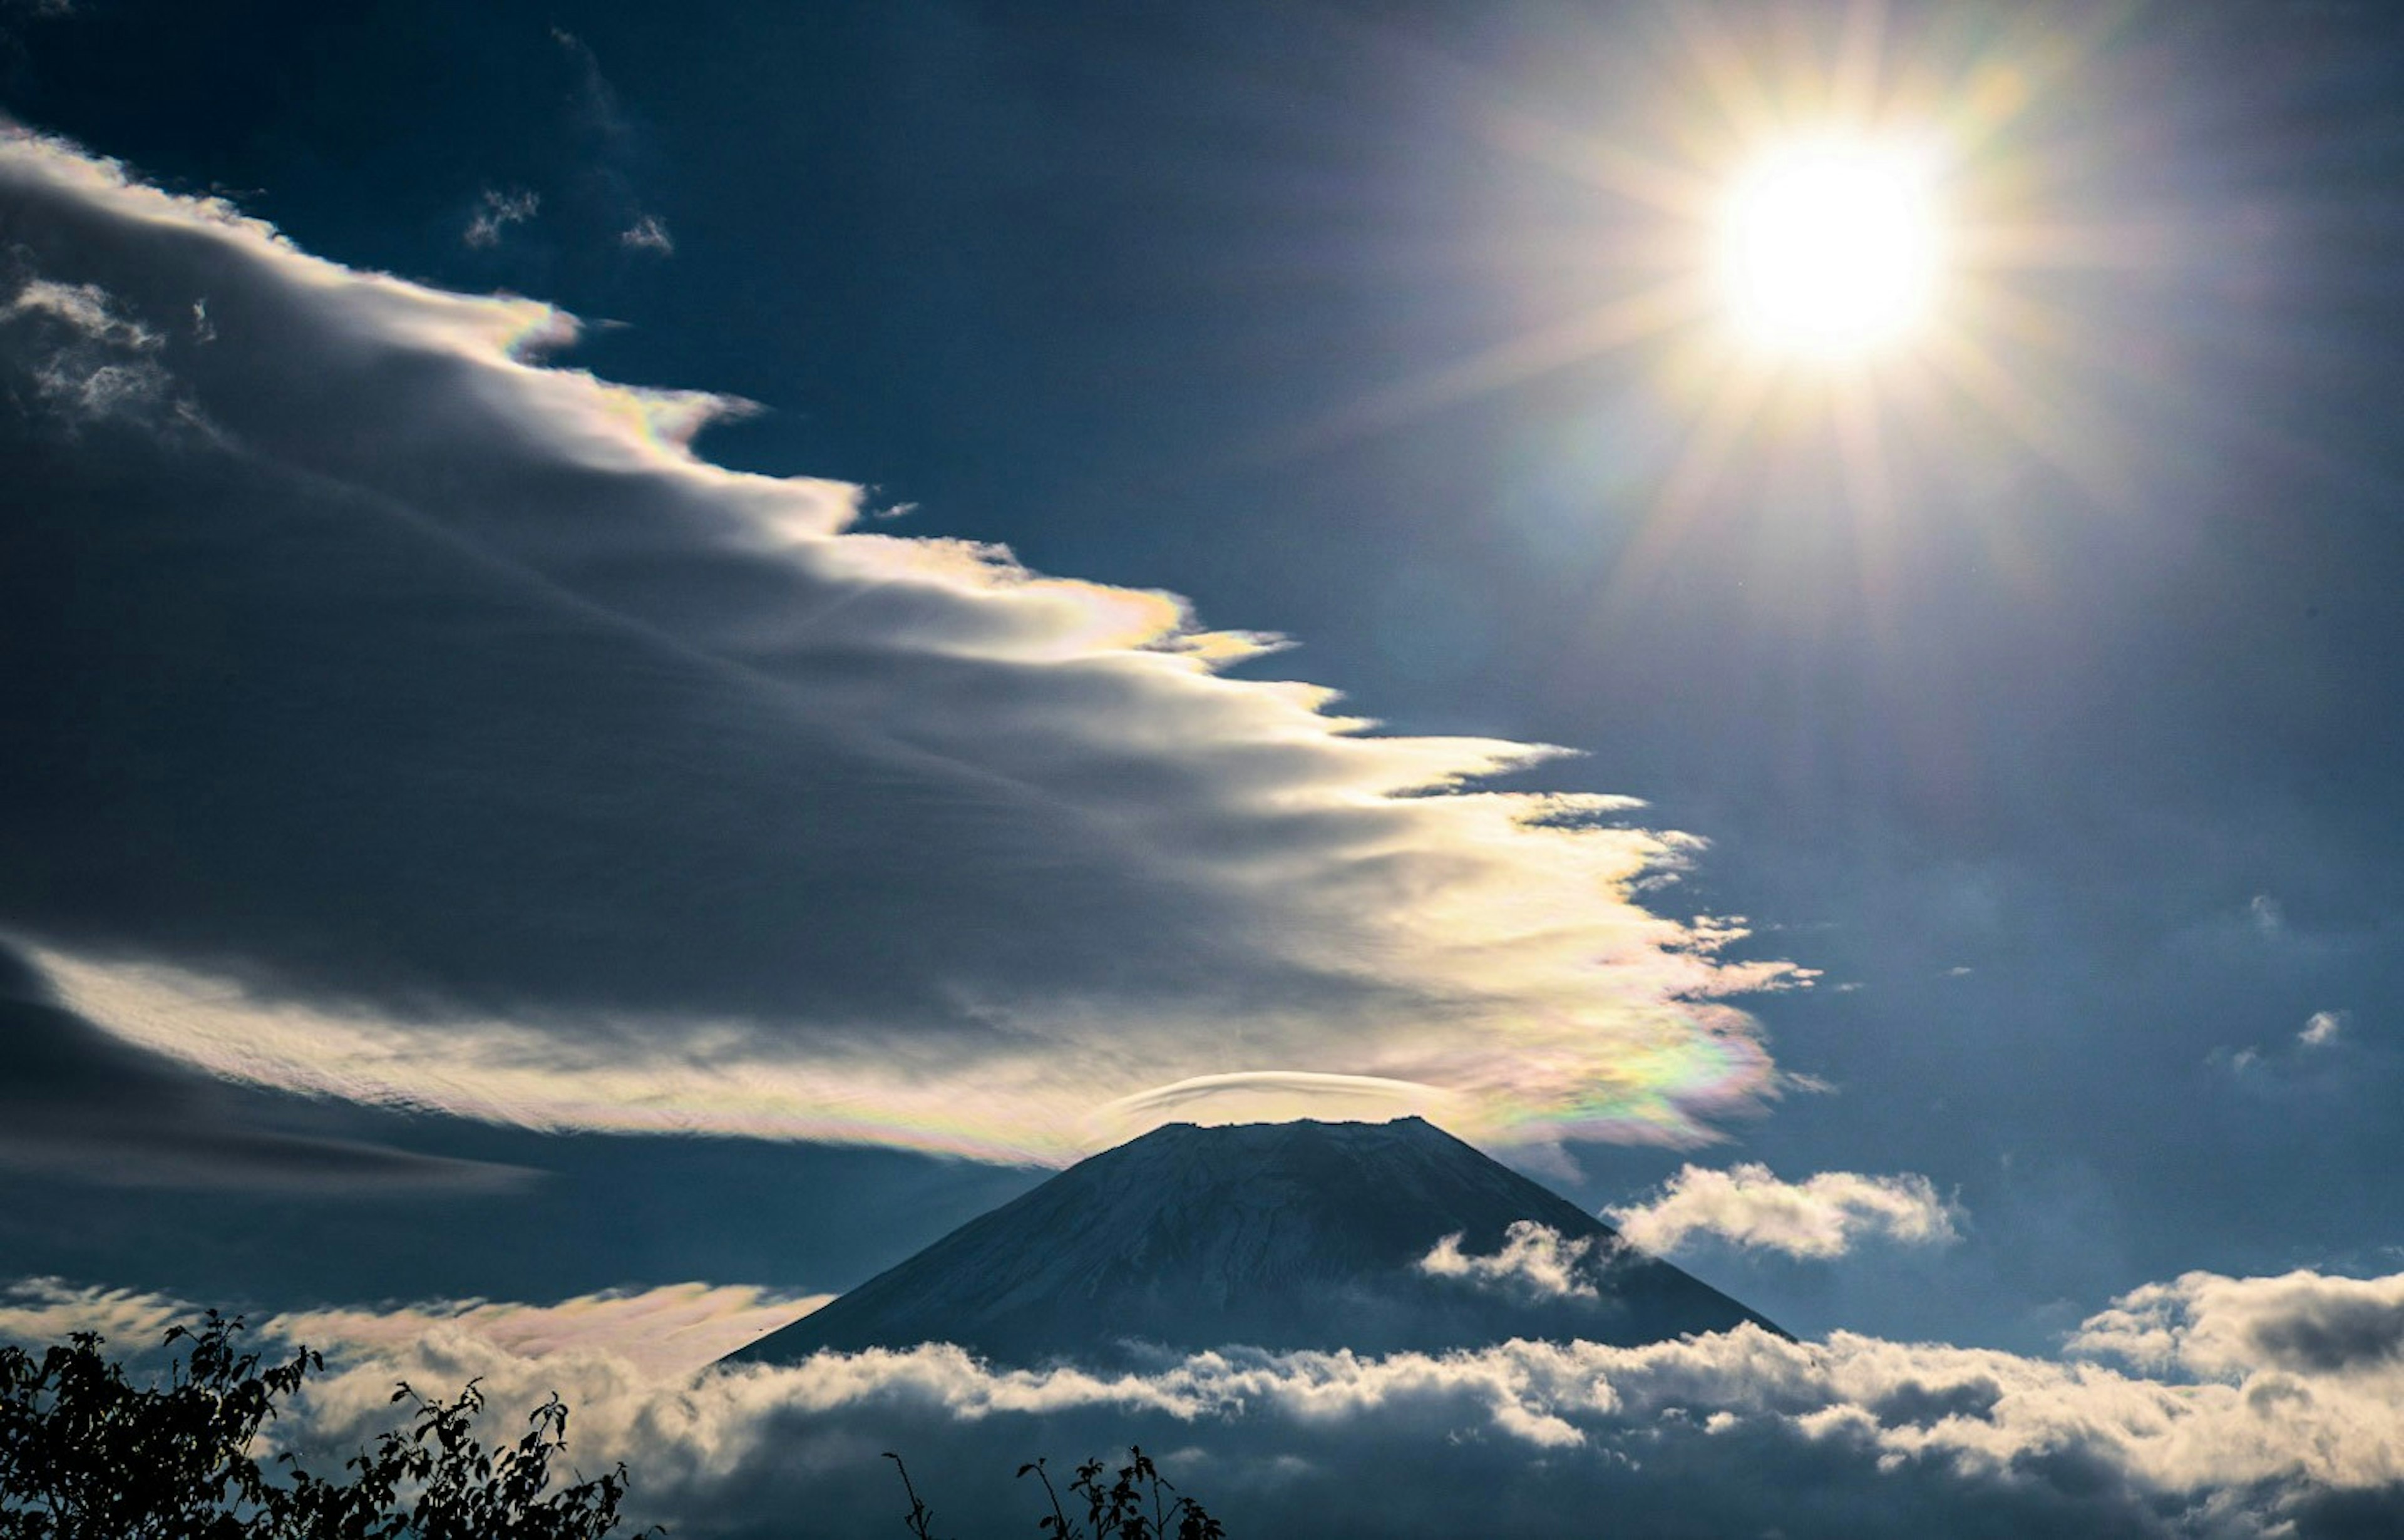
1265, 3, 2152, 529
1719, 138, 1942, 359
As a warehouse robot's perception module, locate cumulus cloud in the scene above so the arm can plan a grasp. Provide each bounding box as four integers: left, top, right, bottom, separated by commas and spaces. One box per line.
0, 129, 1800, 1166
14, 1268, 2404, 1537
2299, 1010, 2346, 1047
1417, 1221, 1609, 1301
1605, 1164, 1960, 1258
2072, 1268, 2404, 1380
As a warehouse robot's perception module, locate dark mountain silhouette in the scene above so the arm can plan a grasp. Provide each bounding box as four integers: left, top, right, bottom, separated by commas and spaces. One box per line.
732, 1116, 1777, 1369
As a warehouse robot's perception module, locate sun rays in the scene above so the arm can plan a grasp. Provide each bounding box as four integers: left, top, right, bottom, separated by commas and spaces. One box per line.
1273, 2, 2178, 614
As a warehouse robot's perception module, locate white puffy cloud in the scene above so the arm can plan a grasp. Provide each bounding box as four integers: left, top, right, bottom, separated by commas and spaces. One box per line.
2071, 1268, 2404, 1380
1417, 1221, 1608, 1301
1605, 1164, 1960, 1258
0, 128, 1802, 1166
14, 1268, 2404, 1537
2299, 1010, 2346, 1047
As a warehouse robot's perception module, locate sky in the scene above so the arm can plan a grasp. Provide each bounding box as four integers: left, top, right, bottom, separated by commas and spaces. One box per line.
4, 1, 2403, 1532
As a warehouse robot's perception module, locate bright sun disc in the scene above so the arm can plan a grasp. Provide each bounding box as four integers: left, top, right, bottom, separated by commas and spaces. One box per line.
1721, 140, 1939, 358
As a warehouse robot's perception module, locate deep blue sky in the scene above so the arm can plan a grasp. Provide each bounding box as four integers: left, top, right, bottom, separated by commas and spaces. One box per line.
4, 0, 2402, 1358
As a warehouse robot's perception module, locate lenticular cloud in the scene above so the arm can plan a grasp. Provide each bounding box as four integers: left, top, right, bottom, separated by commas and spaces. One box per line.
0, 128, 1803, 1163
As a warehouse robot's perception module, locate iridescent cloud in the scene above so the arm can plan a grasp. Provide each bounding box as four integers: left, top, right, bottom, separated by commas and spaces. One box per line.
0, 128, 1806, 1165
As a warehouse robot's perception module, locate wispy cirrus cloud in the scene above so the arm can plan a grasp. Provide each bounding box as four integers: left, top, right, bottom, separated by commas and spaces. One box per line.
0, 269, 175, 423
549, 28, 674, 260
463, 187, 540, 249
617, 213, 673, 255
1605, 1164, 1960, 1259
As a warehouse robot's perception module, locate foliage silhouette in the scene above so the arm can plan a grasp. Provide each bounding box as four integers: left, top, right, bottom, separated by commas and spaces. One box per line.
884, 1451, 940, 1540
1017, 1448, 1224, 1540
884, 1447, 1223, 1540
0, 1313, 648, 1540
3, 1315, 1229, 1540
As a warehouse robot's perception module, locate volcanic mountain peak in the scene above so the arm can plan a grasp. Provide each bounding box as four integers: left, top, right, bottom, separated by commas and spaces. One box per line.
734, 1116, 1774, 1368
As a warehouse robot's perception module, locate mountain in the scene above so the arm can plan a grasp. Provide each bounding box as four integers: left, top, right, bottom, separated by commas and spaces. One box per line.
731, 1116, 1777, 1368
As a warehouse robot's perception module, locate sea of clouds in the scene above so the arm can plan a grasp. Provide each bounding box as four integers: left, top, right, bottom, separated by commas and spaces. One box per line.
9, 1266, 2403, 1539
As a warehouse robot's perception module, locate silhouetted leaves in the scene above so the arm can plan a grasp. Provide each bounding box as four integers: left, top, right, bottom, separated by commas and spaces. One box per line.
0, 1315, 649, 1540
1006, 1446, 1222, 1540
6, 1315, 1232, 1540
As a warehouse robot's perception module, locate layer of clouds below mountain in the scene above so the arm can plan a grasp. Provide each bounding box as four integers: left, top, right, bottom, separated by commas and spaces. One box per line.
10, 1269, 2403, 1539
0, 126, 1802, 1167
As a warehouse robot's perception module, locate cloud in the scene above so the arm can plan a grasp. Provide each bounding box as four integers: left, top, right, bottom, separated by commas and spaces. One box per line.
2211, 1010, 2368, 1080
0, 942, 533, 1192
0, 128, 1801, 1166
0, 1278, 189, 1349
14, 1267, 2404, 1537
1605, 1164, 1960, 1259
0, 269, 175, 423
2300, 1010, 2346, 1047
463, 187, 540, 249
548, 29, 674, 260
2071, 1268, 2404, 1379
0, 1277, 826, 1382
270, 1283, 831, 1382
2211, 1044, 2264, 1074
618, 213, 674, 255
1417, 1221, 1608, 1301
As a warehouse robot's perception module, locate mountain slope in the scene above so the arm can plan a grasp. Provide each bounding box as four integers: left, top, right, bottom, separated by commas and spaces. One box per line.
732, 1117, 1776, 1368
